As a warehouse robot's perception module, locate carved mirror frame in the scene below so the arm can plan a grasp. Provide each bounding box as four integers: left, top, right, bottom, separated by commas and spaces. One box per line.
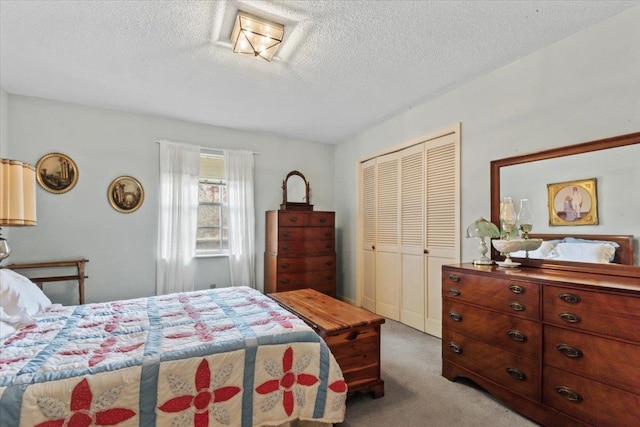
490, 131, 640, 279
281, 170, 313, 211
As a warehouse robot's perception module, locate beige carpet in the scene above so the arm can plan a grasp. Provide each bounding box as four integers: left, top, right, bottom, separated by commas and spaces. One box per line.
337, 319, 539, 427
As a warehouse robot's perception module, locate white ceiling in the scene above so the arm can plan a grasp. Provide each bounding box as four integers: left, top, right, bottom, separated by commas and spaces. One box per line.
1, 1, 636, 144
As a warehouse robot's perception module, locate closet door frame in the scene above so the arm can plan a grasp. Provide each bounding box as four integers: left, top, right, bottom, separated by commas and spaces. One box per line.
356, 123, 461, 326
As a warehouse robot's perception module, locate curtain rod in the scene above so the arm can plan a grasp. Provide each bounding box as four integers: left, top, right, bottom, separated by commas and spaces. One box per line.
155, 140, 259, 155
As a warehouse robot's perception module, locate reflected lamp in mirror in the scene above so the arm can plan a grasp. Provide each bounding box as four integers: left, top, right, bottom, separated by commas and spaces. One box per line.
0, 158, 37, 263
466, 217, 500, 265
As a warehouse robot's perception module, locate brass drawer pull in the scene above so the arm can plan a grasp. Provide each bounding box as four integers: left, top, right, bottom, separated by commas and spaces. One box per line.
326, 260, 333, 266
556, 386, 583, 403
559, 293, 581, 304
283, 245, 290, 250
506, 367, 527, 381
448, 274, 460, 282
448, 312, 463, 322
282, 231, 291, 237
280, 263, 289, 269
449, 288, 461, 297
558, 312, 581, 323
281, 279, 290, 284
319, 217, 327, 223
556, 344, 583, 359
288, 216, 298, 223
326, 243, 332, 249
507, 329, 527, 343
326, 275, 333, 280
508, 284, 525, 294
325, 232, 332, 237
448, 342, 462, 354
509, 301, 526, 312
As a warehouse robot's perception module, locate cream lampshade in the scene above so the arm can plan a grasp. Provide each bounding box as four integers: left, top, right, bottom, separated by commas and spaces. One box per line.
466, 217, 500, 265
0, 158, 37, 262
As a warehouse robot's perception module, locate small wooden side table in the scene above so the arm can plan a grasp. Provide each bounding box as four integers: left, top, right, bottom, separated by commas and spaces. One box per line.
7, 259, 89, 305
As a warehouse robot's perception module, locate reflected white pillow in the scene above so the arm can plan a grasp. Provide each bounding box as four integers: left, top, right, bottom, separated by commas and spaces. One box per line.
550, 242, 616, 264
0, 269, 52, 316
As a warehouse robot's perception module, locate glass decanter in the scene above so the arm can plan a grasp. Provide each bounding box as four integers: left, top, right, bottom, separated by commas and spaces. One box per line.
500, 197, 517, 240
517, 199, 534, 239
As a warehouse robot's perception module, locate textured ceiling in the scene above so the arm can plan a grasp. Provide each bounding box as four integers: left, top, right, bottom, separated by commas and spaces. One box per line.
1, 1, 636, 144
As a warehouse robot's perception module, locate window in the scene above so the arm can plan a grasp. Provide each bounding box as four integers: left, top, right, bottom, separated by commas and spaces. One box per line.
196, 154, 228, 256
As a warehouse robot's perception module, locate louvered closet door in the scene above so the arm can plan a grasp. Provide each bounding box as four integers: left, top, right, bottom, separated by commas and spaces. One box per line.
424, 133, 460, 337
361, 158, 377, 313
400, 144, 426, 331
375, 152, 400, 321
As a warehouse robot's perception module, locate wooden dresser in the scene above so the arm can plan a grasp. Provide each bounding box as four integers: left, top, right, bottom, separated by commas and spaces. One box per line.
264, 210, 336, 296
442, 263, 640, 426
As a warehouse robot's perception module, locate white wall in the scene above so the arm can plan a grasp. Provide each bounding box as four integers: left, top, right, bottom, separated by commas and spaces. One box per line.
7, 95, 335, 304
0, 87, 8, 156
334, 6, 640, 300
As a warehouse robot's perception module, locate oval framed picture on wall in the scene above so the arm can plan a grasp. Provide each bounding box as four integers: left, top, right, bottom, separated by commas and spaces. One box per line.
36, 152, 79, 194
107, 175, 144, 213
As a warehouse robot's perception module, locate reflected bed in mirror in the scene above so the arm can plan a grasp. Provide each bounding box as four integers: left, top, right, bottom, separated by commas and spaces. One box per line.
490, 131, 640, 278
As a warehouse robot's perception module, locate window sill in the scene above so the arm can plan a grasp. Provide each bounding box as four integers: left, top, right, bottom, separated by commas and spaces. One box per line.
195, 253, 229, 259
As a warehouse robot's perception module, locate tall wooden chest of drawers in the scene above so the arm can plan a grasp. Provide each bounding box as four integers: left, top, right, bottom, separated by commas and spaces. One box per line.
442, 263, 640, 426
264, 210, 336, 296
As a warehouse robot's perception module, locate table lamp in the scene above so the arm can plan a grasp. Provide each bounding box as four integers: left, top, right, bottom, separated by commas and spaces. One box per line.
466, 217, 500, 265
0, 158, 37, 263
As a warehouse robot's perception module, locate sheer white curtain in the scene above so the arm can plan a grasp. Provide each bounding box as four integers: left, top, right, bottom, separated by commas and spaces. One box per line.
157, 140, 200, 295
224, 149, 256, 288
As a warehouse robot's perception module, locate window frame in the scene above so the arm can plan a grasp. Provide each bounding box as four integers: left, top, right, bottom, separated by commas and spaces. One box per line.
196, 154, 229, 257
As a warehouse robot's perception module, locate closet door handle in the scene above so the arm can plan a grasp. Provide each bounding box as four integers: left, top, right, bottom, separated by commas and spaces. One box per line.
556, 344, 584, 359
559, 293, 581, 304
509, 301, 526, 312
509, 284, 525, 294
507, 329, 527, 343
558, 312, 581, 323
506, 367, 527, 381
423, 249, 429, 254
556, 386, 583, 403
448, 342, 462, 354
448, 312, 463, 322
372, 245, 375, 250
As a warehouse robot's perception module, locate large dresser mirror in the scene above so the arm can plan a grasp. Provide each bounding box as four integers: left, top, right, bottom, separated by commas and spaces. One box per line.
490, 131, 640, 278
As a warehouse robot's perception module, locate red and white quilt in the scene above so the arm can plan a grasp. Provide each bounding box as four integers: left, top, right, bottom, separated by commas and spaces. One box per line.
0, 286, 346, 426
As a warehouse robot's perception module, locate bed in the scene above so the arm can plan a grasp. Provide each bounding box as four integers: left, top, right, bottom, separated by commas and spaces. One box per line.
0, 269, 346, 427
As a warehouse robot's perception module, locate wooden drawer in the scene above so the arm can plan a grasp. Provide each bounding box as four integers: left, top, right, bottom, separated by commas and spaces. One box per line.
543, 365, 640, 426
278, 227, 335, 241
278, 211, 335, 227
276, 255, 335, 274
443, 299, 541, 359
543, 285, 640, 341
544, 325, 640, 394
278, 239, 334, 255
443, 268, 540, 320
443, 329, 540, 400
325, 325, 380, 372
272, 272, 335, 295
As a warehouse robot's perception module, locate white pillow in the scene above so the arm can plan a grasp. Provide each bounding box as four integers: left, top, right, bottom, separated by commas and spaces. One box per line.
0, 320, 17, 339
0, 269, 52, 316
550, 242, 616, 264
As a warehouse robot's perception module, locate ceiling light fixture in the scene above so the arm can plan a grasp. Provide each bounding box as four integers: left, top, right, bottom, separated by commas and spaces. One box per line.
230, 11, 284, 62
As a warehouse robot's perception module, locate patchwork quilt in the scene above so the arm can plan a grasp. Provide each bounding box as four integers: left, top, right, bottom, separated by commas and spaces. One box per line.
0, 286, 346, 426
